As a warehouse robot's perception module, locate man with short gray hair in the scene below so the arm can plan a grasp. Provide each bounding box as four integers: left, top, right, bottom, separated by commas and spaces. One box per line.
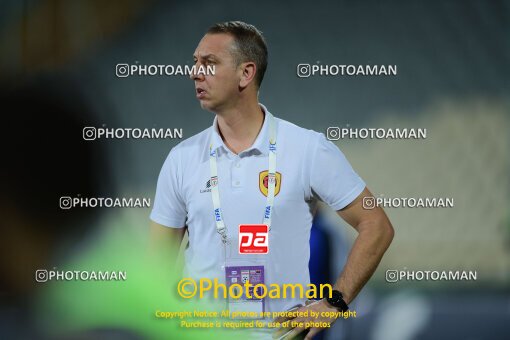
150, 20, 394, 339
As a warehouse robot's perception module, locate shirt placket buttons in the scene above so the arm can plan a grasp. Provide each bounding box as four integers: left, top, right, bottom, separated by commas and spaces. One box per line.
232, 157, 241, 187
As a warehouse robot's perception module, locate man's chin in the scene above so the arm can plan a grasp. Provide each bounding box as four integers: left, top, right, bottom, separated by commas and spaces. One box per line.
199, 100, 215, 112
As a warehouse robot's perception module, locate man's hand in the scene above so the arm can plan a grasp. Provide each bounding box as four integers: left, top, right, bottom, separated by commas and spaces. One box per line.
272, 299, 339, 340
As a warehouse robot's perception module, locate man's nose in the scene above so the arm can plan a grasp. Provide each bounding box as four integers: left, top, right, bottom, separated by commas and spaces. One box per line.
190, 65, 205, 81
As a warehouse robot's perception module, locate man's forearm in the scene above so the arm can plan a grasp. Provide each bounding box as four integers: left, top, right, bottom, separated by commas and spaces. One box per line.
333, 218, 394, 304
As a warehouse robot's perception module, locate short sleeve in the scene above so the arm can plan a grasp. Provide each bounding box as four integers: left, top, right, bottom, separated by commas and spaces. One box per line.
149, 148, 187, 228
309, 133, 366, 210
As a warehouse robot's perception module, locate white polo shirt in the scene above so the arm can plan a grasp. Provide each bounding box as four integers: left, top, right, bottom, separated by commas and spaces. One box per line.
150, 104, 365, 313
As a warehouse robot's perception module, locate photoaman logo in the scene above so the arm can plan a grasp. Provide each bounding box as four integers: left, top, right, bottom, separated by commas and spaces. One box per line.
239, 224, 268, 254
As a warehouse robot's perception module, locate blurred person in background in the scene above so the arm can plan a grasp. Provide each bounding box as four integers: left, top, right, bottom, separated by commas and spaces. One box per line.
0, 79, 116, 337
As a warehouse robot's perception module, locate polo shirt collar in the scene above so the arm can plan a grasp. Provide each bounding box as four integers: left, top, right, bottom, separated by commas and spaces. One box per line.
210, 103, 272, 156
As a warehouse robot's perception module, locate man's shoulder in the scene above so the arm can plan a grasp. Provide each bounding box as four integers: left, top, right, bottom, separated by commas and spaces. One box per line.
276, 116, 322, 143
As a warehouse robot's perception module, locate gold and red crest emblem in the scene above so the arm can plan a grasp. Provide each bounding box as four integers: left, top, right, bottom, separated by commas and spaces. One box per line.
259, 170, 282, 197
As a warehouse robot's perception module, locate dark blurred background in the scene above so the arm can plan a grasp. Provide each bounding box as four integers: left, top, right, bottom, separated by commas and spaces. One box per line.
1, 0, 509, 339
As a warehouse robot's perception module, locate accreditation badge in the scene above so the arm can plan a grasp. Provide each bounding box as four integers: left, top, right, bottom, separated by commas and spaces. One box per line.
224, 264, 265, 319
223, 224, 269, 319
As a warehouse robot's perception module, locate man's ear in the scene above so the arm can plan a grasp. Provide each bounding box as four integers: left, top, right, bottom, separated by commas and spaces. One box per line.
239, 62, 257, 89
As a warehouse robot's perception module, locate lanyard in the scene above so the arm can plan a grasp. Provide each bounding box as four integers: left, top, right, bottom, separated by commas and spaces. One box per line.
209, 111, 277, 244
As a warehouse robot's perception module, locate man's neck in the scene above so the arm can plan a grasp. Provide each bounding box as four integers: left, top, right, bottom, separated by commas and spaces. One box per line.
216, 101, 264, 155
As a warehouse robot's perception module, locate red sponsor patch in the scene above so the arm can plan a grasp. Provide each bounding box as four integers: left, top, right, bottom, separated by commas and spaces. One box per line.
239, 224, 269, 254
